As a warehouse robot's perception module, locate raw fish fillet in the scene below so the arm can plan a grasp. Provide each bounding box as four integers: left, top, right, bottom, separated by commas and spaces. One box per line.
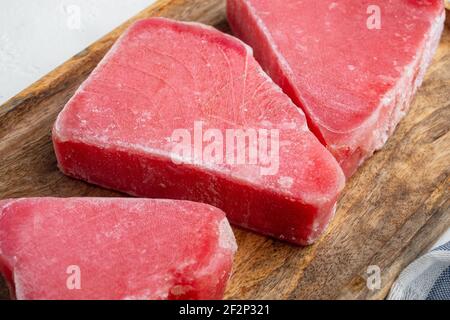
227, 0, 445, 177
53, 18, 345, 245
0, 198, 236, 300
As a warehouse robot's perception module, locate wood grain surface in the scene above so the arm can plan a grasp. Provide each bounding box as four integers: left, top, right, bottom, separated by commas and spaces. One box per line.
0, 0, 449, 300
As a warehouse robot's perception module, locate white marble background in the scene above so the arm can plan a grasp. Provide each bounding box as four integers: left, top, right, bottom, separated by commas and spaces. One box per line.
0, 0, 155, 104
0, 0, 448, 271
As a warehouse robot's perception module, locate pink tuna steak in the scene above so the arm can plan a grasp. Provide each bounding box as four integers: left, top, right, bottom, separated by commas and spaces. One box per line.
0, 198, 236, 300
227, 0, 445, 177
53, 18, 345, 245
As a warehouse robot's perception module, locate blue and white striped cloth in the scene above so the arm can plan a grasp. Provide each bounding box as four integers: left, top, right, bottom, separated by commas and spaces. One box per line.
388, 241, 450, 300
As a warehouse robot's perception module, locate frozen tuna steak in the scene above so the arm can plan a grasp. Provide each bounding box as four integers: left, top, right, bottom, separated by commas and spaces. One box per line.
228, 0, 445, 177
0, 198, 236, 300
53, 18, 345, 245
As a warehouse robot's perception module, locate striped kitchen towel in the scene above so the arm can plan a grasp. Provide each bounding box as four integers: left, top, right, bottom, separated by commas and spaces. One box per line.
388, 242, 450, 300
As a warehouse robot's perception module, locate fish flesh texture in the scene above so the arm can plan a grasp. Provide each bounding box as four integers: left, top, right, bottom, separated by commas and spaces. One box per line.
227, 0, 445, 176
53, 18, 345, 245
0, 198, 236, 300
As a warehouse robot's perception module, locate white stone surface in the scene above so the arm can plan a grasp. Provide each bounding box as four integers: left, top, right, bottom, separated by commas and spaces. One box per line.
0, 0, 155, 104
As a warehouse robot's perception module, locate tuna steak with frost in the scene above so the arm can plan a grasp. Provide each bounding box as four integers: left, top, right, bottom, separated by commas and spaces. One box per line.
53, 18, 345, 245
0, 198, 236, 300
227, 0, 445, 177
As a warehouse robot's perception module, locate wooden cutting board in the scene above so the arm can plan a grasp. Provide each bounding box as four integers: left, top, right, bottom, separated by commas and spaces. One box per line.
0, 0, 449, 300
